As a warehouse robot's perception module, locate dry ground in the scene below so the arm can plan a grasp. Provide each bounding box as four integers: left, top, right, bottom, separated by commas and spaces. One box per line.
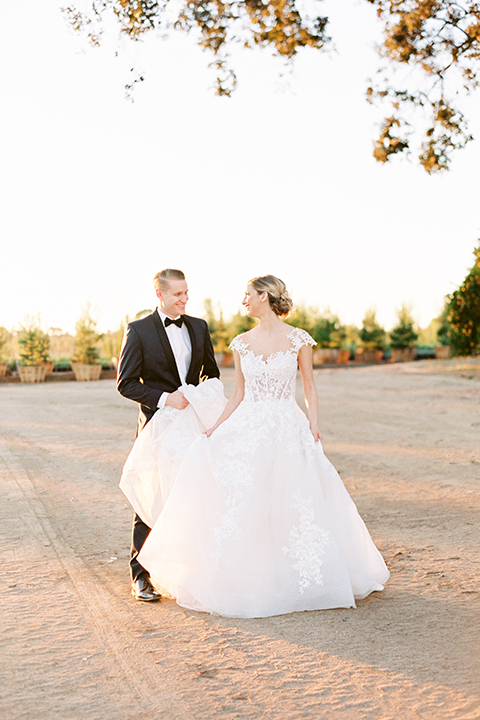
0, 359, 479, 720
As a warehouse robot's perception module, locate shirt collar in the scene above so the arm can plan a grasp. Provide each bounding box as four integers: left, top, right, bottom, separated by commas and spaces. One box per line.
158, 308, 181, 324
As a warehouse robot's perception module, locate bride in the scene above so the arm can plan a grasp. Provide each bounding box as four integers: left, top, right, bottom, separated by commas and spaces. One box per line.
120, 275, 389, 618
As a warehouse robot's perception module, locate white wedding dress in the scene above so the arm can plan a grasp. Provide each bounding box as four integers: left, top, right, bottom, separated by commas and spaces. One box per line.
120, 328, 389, 618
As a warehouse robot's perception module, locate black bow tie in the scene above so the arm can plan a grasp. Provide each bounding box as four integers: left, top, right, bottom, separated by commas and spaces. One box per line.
165, 316, 184, 328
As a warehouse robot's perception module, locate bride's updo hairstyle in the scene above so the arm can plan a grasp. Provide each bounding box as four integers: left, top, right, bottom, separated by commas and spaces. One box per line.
249, 275, 293, 317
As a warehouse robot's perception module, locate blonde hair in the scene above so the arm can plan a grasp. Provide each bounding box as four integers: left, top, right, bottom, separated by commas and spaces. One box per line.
249, 275, 293, 317
153, 269, 185, 292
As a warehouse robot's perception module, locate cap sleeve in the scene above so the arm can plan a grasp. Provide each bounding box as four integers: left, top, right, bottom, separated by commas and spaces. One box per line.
229, 335, 249, 356
287, 327, 316, 353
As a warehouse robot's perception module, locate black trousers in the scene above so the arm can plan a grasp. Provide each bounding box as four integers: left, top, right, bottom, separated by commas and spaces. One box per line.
130, 513, 151, 582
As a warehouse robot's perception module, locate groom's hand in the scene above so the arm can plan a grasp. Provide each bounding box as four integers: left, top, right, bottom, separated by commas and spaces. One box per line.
165, 390, 189, 409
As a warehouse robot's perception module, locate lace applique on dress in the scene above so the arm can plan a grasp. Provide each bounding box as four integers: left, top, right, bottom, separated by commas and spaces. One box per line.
286, 327, 316, 353
282, 495, 331, 593
228, 328, 314, 405
155, 406, 182, 421
229, 335, 249, 356
210, 407, 274, 565
211, 328, 318, 564
229, 328, 315, 357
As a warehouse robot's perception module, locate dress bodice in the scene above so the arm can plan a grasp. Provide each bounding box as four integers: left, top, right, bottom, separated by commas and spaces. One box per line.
229, 328, 315, 403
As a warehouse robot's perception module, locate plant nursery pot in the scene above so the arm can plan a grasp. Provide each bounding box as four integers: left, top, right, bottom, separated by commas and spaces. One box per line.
434, 346, 451, 359
391, 347, 417, 363
312, 348, 339, 366
71, 363, 102, 381
18, 365, 48, 383
354, 348, 383, 364
337, 349, 351, 364
43, 361, 55, 376
0, 363, 8, 377
221, 353, 234, 368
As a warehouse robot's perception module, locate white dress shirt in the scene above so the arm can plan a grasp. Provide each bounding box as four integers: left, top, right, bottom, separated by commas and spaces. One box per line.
157, 309, 192, 409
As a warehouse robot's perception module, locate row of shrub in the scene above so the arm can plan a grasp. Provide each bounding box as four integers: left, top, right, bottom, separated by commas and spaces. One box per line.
206, 243, 480, 358
0, 309, 122, 369
0, 303, 463, 370
2, 241, 479, 369
204, 300, 447, 355
0, 304, 423, 370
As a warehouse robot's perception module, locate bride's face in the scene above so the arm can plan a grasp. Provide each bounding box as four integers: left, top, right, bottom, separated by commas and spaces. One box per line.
242, 285, 263, 317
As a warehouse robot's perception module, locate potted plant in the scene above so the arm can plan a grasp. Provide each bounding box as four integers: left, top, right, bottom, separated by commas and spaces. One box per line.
71, 309, 103, 381
310, 311, 347, 365
17, 318, 51, 382
355, 309, 386, 363
389, 305, 418, 362
0, 326, 11, 376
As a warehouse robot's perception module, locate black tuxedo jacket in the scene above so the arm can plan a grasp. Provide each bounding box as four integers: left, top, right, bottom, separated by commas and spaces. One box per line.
117, 311, 220, 435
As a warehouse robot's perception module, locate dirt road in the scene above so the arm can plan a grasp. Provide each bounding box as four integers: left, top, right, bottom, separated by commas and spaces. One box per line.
1, 360, 479, 719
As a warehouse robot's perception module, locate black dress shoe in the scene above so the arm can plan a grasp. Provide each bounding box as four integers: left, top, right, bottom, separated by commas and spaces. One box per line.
131, 577, 161, 602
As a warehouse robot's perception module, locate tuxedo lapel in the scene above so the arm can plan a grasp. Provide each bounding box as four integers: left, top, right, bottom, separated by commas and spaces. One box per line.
183, 315, 199, 384
151, 311, 181, 386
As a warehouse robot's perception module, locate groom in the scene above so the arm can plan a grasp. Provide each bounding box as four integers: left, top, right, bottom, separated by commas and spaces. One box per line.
117, 268, 220, 601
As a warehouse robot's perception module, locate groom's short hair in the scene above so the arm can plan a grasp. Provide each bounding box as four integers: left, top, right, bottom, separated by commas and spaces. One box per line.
153, 269, 186, 292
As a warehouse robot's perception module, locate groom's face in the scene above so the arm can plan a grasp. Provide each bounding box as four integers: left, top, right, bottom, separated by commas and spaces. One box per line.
156, 279, 189, 318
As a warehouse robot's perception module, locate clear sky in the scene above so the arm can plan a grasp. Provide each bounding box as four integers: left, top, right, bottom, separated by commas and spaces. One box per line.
1, 0, 479, 334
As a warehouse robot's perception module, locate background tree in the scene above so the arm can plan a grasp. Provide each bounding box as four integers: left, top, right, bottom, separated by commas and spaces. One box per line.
134, 309, 153, 320
101, 318, 130, 364
286, 305, 347, 346
285, 304, 316, 337
63, 0, 329, 97
436, 303, 452, 347
18, 318, 51, 366
226, 310, 256, 343
73, 308, 102, 364
0, 326, 12, 363
367, 0, 479, 172
63, 0, 480, 170
343, 323, 360, 350
445, 243, 480, 356
204, 298, 229, 352
359, 308, 386, 349
310, 309, 347, 348
389, 304, 418, 348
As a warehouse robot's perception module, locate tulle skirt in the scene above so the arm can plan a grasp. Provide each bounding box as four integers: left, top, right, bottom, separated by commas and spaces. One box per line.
121, 379, 389, 618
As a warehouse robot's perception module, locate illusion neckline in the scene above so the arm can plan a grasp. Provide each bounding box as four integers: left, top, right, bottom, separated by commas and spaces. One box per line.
242, 345, 297, 364
232, 327, 311, 362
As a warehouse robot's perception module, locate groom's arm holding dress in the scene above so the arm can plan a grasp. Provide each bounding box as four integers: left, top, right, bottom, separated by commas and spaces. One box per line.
117, 312, 220, 435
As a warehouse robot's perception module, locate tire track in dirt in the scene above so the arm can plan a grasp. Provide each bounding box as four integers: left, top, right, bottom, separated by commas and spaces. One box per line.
3, 441, 480, 720
0, 445, 184, 720
2, 374, 480, 719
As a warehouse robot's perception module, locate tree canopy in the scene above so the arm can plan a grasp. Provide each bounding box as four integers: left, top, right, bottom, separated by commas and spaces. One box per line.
18, 319, 51, 366
73, 309, 102, 365
367, 0, 479, 172
359, 309, 387, 349
389, 304, 418, 348
63, 0, 480, 171
0, 326, 11, 363
446, 243, 480, 356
